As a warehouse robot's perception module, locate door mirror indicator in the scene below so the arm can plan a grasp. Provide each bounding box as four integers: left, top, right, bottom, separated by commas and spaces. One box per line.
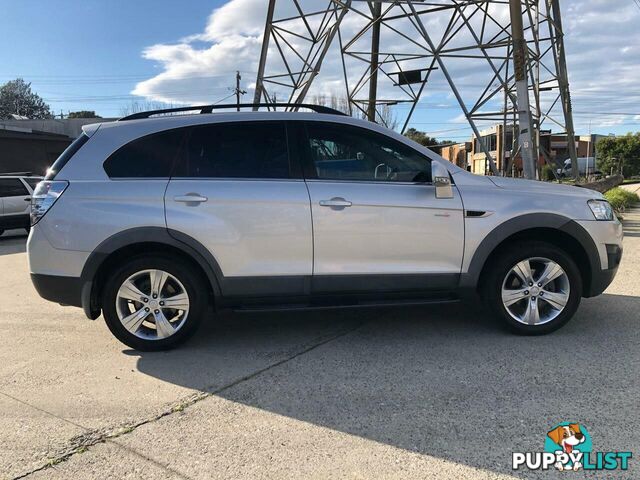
432, 162, 453, 199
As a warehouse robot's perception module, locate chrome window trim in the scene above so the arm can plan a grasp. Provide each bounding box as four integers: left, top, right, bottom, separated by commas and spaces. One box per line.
108, 177, 304, 182
304, 178, 434, 187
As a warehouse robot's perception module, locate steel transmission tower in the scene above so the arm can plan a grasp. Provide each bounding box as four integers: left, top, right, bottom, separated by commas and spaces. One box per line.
254, 0, 578, 177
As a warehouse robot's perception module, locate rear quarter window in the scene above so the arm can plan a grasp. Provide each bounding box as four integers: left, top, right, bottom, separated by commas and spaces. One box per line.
104, 129, 185, 178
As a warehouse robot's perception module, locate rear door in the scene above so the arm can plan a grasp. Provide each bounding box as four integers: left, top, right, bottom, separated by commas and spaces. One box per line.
165, 121, 313, 297
299, 121, 464, 294
0, 178, 30, 219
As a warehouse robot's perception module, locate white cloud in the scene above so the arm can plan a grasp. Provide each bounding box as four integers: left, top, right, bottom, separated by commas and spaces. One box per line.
132, 0, 640, 133
132, 0, 268, 104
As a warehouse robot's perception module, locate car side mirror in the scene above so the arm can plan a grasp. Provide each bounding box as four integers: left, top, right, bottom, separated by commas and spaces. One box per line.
432, 162, 453, 199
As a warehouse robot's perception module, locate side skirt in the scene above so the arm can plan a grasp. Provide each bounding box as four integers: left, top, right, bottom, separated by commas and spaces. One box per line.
221, 288, 460, 312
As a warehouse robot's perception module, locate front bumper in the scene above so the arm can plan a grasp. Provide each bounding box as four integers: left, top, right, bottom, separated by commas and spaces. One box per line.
576, 219, 624, 270
587, 266, 619, 298
585, 243, 622, 297
575, 219, 623, 297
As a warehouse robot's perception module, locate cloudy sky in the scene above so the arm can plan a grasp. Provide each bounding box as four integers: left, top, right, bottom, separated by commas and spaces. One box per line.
1, 0, 639, 140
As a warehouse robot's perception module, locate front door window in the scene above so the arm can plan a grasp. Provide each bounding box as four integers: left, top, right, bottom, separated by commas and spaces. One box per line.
305, 123, 431, 183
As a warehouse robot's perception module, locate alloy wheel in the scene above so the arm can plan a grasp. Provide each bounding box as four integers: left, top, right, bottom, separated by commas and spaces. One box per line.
501, 257, 570, 326
115, 269, 190, 340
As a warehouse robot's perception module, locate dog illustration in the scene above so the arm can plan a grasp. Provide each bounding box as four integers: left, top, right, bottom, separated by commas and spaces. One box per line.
547, 424, 586, 471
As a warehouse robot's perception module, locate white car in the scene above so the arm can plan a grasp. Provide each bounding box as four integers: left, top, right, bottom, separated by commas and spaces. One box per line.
0, 174, 43, 236
27, 104, 623, 350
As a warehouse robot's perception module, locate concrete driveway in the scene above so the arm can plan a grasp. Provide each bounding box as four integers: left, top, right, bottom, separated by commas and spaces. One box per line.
1, 213, 638, 479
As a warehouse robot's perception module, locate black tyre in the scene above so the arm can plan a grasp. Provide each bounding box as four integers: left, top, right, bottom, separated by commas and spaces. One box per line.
485, 241, 582, 335
102, 254, 206, 351
0, 229, 4, 237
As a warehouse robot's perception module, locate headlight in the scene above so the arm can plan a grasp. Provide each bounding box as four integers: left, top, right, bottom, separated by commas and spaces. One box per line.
588, 199, 614, 221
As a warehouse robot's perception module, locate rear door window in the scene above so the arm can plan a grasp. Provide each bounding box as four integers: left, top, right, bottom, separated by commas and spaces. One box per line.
104, 129, 185, 178
173, 122, 290, 179
0, 178, 29, 197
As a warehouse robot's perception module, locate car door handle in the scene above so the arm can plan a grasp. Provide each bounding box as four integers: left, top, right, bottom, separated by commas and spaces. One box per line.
319, 198, 352, 208
174, 194, 208, 203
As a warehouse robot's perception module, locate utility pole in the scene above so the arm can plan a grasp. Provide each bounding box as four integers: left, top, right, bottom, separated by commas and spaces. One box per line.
234, 71, 246, 111
366, 1, 382, 122
509, 0, 537, 180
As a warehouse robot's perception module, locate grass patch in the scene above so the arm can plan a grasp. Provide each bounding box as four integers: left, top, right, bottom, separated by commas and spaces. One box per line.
604, 187, 640, 213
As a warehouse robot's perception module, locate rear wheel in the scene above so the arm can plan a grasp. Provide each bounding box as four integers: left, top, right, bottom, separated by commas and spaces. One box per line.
102, 255, 205, 350
485, 241, 582, 335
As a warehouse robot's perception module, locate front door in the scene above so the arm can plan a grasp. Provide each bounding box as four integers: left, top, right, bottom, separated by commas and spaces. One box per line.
164, 120, 313, 297
300, 121, 464, 294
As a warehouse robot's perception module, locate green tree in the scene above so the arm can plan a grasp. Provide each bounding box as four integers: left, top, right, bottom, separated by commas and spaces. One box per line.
597, 133, 640, 177
404, 128, 452, 147
68, 110, 101, 119
0, 78, 52, 119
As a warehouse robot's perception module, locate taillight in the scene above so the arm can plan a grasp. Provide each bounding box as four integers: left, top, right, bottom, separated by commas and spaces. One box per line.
30, 180, 69, 226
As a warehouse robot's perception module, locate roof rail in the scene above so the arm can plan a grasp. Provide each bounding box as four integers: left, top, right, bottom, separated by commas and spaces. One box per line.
118, 103, 347, 121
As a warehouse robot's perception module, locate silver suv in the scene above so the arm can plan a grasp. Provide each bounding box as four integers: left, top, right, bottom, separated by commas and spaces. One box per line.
0, 173, 43, 236
27, 104, 623, 350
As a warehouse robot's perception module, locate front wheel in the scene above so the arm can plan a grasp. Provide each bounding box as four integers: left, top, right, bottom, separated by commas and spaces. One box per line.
485, 241, 582, 335
102, 255, 205, 350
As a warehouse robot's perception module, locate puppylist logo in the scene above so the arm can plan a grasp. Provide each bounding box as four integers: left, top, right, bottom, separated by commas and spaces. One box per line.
512, 422, 632, 472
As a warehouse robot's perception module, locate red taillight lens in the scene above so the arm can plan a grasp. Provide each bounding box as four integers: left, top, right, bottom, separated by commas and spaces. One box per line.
30, 180, 69, 225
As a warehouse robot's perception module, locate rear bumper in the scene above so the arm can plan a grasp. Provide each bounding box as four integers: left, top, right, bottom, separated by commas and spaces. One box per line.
31, 273, 83, 307
30, 273, 100, 319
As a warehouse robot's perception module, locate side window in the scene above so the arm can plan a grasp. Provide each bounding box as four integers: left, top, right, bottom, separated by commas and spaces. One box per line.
104, 129, 185, 178
174, 122, 290, 179
0, 179, 29, 197
305, 123, 431, 183
24, 177, 43, 190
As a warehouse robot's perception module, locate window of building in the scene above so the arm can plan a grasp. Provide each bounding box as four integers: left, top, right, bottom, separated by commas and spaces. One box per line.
174, 122, 290, 179
305, 122, 431, 183
475, 134, 497, 153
